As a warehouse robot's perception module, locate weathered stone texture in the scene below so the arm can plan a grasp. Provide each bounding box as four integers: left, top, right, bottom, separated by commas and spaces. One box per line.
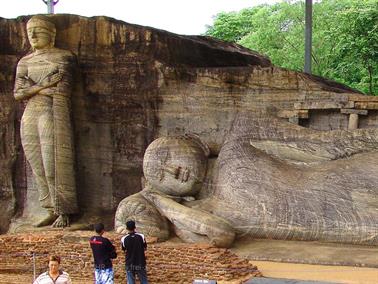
206, 113, 378, 244
1, 14, 377, 238
0, 15, 272, 231
0, 54, 18, 233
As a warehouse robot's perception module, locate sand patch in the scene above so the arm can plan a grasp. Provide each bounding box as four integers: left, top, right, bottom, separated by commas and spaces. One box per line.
253, 261, 378, 284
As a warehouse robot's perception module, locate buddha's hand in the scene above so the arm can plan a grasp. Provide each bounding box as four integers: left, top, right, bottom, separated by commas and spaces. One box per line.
41, 71, 63, 88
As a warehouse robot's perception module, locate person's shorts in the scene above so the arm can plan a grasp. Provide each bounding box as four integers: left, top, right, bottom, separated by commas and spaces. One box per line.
95, 267, 114, 284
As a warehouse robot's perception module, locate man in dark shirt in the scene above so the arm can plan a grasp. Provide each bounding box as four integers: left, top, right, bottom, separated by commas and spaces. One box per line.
121, 220, 148, 284
90, 223, 117, 284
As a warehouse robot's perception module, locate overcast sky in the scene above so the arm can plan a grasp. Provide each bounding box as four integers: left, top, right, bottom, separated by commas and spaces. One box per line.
1, 0, 282, 35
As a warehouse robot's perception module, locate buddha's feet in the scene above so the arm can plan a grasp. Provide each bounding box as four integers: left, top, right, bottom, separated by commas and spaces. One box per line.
33, 211, 57, 227
52, 214, 70, 228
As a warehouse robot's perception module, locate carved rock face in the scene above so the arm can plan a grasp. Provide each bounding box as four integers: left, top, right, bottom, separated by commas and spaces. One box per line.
143, 136, 208, 196
26, 16, 56, 50
2, 14, 377, 236
27, 27, 51, 50
12, 15, 78, 228
209, 113, 378, 245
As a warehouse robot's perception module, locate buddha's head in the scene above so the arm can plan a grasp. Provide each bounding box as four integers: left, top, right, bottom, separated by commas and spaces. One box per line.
143, 135, 210, 197
26, 15, 56, 50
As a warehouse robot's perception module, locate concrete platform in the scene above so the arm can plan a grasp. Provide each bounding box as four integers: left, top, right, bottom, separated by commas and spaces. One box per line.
232, 238, 378, 268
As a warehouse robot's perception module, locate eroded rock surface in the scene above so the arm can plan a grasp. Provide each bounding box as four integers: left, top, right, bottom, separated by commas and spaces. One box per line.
116, 135, 235, 247
206, 113, 378, 244
14, 15, 78, 228
1, 15, 378, 242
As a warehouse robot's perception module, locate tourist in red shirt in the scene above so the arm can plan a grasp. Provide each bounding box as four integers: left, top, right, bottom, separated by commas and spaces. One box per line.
90, 223, 117, 284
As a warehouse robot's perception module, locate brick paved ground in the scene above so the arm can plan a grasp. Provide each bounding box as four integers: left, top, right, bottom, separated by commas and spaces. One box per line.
0, 230, 261, 283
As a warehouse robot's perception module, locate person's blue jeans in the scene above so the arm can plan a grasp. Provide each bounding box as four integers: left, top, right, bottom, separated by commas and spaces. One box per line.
126, 267, 148, 284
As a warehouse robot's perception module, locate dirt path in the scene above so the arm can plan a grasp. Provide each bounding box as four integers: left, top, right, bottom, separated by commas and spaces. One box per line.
232, 238, 378, 268
253, 261, 378, 284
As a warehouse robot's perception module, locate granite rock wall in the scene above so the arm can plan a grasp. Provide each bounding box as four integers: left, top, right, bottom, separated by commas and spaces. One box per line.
0, 15, 377, 234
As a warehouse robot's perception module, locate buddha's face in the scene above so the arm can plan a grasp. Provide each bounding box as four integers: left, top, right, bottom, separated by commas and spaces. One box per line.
27, 26, 52, 50
143, 137, 208, 196
26, 17, 55, 50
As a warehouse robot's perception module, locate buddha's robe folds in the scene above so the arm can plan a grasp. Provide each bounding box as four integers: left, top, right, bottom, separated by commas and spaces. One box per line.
14, 47, 78, 215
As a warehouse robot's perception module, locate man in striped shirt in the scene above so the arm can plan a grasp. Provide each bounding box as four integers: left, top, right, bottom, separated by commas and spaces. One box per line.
33, 255, 71, 284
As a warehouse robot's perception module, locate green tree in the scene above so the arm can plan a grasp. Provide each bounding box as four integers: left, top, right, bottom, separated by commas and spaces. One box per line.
205, 0, 378, 95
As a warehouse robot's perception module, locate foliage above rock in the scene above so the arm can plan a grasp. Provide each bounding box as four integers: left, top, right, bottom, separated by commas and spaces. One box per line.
205, 0, 378, 95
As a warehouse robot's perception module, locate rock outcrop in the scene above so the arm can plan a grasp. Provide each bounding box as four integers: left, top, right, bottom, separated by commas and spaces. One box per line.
207, 113, 378, 244
0, 14, 377, 243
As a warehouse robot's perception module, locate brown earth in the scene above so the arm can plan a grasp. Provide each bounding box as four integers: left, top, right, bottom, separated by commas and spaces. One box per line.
253, 261, 378, 284
233, 238, 378, 284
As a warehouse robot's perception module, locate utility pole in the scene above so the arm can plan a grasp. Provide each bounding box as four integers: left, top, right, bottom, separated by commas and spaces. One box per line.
42, 0, 59, 14
304, 0, 312, 74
